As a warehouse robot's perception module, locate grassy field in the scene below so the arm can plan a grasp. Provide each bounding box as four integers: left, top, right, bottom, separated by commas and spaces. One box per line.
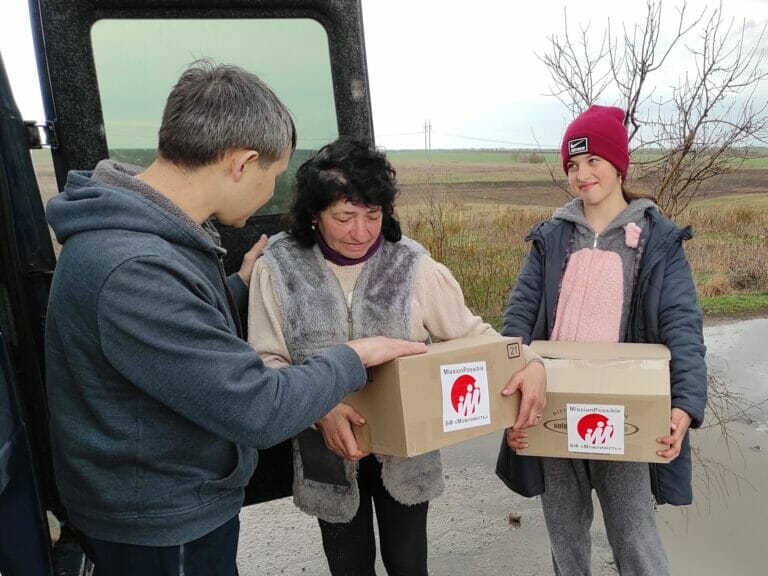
386, 153, 768, 326
31, 148, 768, 323
399, 193, 768, 327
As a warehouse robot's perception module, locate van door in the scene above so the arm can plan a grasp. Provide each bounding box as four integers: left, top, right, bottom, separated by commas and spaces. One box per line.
0, 51, 59, 575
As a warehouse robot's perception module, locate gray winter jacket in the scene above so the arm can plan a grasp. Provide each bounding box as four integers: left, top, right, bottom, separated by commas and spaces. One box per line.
45, 161, 367, 546
497, 203, 707, 505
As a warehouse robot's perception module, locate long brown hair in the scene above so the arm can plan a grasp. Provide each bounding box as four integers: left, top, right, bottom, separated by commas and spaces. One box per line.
621, 171, 657, 204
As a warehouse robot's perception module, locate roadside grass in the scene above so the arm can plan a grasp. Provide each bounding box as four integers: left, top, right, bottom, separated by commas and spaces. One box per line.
699, 294, 768, 316
399, 193, 550, 328
401, 188, 768, 326
683, 198, 768, 318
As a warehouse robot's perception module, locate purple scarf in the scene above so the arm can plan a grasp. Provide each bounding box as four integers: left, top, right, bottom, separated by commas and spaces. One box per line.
314, 229, 384, 266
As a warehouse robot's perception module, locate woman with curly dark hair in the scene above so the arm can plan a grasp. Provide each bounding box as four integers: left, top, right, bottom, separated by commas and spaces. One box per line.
248, 138, 545, 575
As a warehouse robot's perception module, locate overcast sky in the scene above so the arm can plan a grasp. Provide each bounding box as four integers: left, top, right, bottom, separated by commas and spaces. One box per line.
1, 0, 766, 149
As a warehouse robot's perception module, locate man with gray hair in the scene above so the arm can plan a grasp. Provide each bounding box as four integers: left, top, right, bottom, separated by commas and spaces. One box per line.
44, 60, 425, 575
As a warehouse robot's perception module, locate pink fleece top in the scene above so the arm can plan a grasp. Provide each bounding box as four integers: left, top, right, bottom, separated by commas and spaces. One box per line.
552, 249, 624, 342
549, 199, 653, 343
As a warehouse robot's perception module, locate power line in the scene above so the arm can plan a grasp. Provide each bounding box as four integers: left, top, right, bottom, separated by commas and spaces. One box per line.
375, 131, 423, 137
434, 131, 557, 148
375, 124, 560, 149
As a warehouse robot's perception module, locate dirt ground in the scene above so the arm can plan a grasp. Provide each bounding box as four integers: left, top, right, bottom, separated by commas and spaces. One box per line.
392, 164, 768, 208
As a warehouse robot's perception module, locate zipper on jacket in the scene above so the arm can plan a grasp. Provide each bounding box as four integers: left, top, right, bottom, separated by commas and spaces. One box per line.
331, 273, 356, 340
649, 463, 664, 505
593, 231, 599, 248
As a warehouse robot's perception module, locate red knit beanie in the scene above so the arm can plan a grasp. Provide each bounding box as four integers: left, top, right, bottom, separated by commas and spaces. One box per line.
560, 105, 630, 180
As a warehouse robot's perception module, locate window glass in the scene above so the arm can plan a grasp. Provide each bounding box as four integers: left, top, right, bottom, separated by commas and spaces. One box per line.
91, 19, 338, 214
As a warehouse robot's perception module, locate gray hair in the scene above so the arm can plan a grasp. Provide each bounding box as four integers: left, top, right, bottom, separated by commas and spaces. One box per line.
158, 59, 296, 168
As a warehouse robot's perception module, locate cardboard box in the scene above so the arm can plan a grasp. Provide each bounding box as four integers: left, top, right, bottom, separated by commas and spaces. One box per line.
344, 334, 527, 457
518, 341, 671, 463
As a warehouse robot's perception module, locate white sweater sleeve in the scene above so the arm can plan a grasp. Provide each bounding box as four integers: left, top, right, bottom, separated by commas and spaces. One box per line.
411, 256, 541, 364
410, 256, 497, 341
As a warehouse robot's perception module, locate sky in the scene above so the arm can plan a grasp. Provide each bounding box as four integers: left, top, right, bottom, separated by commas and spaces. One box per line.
0, 0, 766, 150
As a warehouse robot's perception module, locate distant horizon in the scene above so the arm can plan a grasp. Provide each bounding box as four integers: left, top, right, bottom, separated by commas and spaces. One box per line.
30, 145, 768, 159
3, 0, 765, 150
94, 145, 768, 153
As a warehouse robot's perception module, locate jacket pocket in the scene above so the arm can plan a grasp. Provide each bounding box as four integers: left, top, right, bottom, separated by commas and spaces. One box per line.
495, 432, 545, 498
652, 433, 693, 506
297, 428, 349, 486
198, 444, 256, 503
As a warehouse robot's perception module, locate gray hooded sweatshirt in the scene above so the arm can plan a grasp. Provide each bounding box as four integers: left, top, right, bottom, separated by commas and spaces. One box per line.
45, 161, 366, 546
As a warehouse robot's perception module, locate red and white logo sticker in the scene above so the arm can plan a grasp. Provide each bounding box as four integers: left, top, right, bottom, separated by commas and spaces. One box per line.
441, 361, 491, 432
566, 403, 625, 455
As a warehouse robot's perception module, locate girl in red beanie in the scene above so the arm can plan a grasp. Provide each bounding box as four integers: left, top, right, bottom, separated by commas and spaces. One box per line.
497, 105, 707, 575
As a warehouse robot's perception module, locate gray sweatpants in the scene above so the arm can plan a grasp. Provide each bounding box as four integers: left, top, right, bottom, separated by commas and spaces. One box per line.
540, 458, 669, 576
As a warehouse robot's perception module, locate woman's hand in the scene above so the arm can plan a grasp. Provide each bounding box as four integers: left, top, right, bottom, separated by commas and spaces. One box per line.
315, 403, 370, 461
237, 233, 268, 287
502, 361, 546, 430
656, 407, 693, 461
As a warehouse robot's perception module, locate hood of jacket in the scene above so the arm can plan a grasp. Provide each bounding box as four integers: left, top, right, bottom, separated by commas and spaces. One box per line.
47, 160, 223, 256
552, 197, 657, 236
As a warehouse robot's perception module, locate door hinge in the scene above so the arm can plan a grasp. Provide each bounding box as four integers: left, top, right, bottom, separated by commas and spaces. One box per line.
24, 120, 58, 150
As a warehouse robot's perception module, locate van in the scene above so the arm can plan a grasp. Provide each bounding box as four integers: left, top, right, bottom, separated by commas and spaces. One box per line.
0, 1, 375, 573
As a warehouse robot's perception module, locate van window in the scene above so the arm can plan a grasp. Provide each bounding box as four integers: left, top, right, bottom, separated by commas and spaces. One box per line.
91, 19, 338, 214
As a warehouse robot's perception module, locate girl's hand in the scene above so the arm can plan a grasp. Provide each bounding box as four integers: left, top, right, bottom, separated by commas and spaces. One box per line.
506, 428, 529, 451
502, 361, 546, 430
656, 407, 693, 461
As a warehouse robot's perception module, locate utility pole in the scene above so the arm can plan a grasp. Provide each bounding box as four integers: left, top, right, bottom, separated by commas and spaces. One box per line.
423, 119, 432, 152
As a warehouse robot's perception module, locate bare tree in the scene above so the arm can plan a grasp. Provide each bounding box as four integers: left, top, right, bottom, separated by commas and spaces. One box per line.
540, 1, 768, 501
538, 0, 768, 217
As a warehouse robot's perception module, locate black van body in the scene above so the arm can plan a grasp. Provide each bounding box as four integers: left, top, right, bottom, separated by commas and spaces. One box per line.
0, 1, 374, 573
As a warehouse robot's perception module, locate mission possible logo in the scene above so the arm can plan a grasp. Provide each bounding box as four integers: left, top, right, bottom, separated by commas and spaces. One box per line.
566, 403, 625, 455
440, 361, 491, 432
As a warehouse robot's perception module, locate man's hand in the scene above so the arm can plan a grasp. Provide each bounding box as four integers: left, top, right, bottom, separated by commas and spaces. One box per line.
502, 361, 546, 430
656, 407, 693, 461
316, 403, 370, 461
346, 337, 427, 367
237, 233, 268, 287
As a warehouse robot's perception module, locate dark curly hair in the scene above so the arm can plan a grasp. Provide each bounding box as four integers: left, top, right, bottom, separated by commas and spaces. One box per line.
288, 138, 402, 247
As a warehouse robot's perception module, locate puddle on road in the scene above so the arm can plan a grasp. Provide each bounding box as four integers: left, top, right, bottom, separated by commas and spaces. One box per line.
704, 318, 768, 432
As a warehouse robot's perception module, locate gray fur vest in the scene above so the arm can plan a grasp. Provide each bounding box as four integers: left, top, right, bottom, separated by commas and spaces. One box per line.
262, 232, 444, 522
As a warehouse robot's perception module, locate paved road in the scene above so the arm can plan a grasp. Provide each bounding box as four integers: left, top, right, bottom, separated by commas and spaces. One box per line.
238, 318, 768, 575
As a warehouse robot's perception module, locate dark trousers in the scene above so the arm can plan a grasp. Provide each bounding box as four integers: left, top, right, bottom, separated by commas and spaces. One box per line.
75, 515, 240, 576
318, 455, 429, 576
